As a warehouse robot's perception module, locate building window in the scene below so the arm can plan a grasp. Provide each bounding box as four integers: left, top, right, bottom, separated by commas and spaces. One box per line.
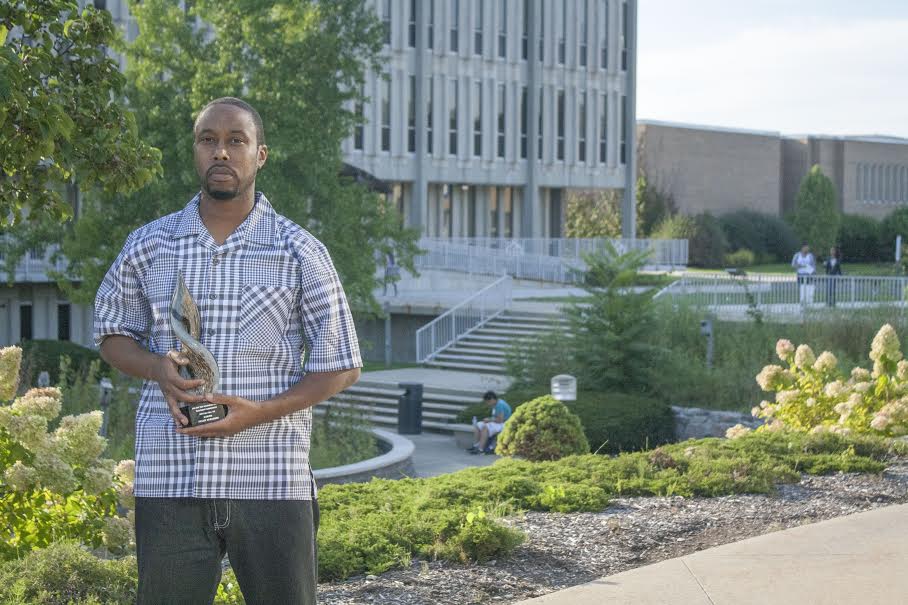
502, 187, 514, 238
408, 75, 416, 153
381, 77, 391, 152
621, 0, 628, 71
354, 89, 364, 151
556, 89, 565, 161
474, 0, 483, 55
599, 93, 607, 164
467, 186, 478, 237
407, 0, 416, 47
498, 0, 507, 58
472, 80, 482, 157
57, 303, 71, 341
620, 94, 627, 164
520, 86, 528, 159
537, 88, 543, 160
382, 0, 391, 46
537, 0, 544, 61
427, 0, 434, 49
450, 0, 459, 52
489, 188, 499, 238
426, 77, 434, 154
449, 78, 458, 155
558, 0, 566, 64
93, 0, 107, 9
521, 0, 529, 59
601, 0, 608, 69
19, 304, 32, 341
579, 0, 588, 67
578, 91, 587, 163
497, 84, 506, 159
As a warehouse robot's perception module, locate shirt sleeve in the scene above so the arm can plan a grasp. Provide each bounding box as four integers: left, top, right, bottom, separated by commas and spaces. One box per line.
93, 233, 152, 347
298, 242, 362, 373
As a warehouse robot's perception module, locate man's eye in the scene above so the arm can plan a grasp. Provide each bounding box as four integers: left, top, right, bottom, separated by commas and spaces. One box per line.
199, 137, 214, 144
231, 138, 245, 145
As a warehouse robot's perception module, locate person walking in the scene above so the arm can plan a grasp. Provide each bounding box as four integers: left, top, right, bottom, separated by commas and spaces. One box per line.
94, 97, 362, 605
791, 243, 816, 305
383, 250, 400, 296
824, 246, 843, 307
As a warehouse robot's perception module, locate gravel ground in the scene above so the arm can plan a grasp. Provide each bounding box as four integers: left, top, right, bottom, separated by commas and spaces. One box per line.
317, 461, 908, 605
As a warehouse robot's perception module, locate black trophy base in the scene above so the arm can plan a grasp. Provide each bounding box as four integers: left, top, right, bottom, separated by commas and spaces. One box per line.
180, 403, 228, 427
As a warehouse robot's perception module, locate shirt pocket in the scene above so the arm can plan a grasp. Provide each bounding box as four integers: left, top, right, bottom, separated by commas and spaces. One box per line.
239, 284, 298, 349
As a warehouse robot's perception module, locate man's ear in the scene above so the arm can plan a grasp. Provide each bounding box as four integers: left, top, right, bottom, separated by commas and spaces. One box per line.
257, 145, 268, 169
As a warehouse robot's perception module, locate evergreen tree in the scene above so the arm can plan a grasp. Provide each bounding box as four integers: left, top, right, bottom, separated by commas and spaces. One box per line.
790, 165, 840, 254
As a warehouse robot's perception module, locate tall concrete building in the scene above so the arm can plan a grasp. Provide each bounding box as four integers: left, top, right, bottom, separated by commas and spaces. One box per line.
344, 0, 638, 238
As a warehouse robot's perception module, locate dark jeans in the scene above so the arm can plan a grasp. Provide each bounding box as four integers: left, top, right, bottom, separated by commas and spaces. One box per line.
135, 497, 319, 605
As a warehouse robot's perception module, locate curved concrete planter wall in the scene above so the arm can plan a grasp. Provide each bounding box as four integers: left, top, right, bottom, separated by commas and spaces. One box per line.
313, 428, 415, 485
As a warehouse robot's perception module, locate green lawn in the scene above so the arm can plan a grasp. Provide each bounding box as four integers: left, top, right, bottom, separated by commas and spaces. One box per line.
688, 263, 900, 276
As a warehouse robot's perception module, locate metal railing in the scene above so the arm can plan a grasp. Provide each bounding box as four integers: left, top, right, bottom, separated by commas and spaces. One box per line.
415, 275, 513, 363
654, 274, 908, 315
421, 237, 689, 267
415, 239, 584, 283
0, 244, 68, 283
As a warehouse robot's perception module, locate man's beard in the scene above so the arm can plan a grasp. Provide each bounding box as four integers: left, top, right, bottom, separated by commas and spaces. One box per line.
204, 184, 240, 200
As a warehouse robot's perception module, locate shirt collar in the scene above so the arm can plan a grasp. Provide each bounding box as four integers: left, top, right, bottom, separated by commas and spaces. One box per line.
171, 192, 276, 248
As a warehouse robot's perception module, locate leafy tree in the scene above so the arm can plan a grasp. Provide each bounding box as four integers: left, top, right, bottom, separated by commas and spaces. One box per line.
789, 165, 840, 254
652, 212, 727, 268
635, 175, 676, 237
0, 1, 160, 224
564, 189, 621, 238
57, 0, 419, 312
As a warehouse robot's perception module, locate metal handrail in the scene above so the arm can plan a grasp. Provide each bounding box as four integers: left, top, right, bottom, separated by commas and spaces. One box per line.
415, 275, 513, 363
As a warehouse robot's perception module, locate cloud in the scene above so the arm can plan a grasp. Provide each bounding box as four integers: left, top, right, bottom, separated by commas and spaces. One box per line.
638, 19, 908, 137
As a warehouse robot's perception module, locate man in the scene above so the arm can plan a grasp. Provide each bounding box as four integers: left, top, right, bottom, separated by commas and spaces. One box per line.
469, 391, 512, 454
94, 97, 361, 605
791, 242, 816, 305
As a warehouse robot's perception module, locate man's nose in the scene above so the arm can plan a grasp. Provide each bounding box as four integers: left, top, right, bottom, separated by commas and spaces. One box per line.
213, 144, 229, 160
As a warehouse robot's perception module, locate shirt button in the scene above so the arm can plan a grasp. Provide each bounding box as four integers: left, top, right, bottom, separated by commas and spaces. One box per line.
212, 258, 220, 266
207, 329, 216, 336
209, 293, 217, 300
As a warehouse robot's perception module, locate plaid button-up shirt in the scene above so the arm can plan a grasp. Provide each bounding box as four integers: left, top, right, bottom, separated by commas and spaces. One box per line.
94, 193, 362, 500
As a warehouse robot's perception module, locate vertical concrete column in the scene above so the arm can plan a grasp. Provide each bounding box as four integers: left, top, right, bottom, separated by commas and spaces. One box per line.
412, 0, 429, 234
523, 0, 540, 238
621, 0, 637, 239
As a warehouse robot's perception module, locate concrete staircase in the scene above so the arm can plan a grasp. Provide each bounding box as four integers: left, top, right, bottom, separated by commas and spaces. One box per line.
424, 310, 567, 373
316, 379, 477, 430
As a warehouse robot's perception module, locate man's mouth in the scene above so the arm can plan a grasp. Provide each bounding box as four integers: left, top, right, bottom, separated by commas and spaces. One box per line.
207, 167, 236, 182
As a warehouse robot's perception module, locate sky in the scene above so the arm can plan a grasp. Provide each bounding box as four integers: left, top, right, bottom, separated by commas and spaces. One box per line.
637, 0, 908, 138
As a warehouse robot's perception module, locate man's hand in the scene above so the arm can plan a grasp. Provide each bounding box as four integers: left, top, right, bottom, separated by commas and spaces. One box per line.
176, 393, 266, 438
150, 350, 206, 427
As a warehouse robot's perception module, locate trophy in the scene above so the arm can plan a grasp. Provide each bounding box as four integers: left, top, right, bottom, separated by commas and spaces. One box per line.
170, 271, 226, 426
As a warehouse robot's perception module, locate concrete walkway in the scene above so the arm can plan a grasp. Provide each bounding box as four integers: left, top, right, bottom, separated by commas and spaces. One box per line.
518, 503, 908, 605
361, 367, 511, 393
404, 430, 499, 477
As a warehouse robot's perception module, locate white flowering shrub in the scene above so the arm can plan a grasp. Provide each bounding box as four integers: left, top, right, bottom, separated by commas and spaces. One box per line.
0, 346, 135, 560
753, 324, 908, 437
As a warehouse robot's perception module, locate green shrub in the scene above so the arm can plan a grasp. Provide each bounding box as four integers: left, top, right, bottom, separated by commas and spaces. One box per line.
789, 165, 841, 254
0, 542, 136, 605
653, 213, 728, 267
838, 214, 882, 262
0, 542, 246, 605
19, 341, 110, 388
570, 392, 675, 454
725, 248, 756, 267
879, 207, 908, 261
496, 396, 589, 461
719, 211, 799, 263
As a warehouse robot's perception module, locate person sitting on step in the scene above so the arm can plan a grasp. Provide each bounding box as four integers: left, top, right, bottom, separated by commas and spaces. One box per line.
468, 391, 512, 454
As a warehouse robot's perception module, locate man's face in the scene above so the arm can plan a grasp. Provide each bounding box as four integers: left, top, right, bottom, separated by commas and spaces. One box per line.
484, 398, 496, 408
193, 104, 267, 201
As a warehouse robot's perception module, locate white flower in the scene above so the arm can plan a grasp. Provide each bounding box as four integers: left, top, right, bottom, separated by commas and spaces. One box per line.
853, 382, 872, 394
870, 414, 891, 431
54, 411, 106, 468
870, 324, 902, 362
813, 351, 838, 373
824, 381, 845, 398
756, 365, 784, 391
751, 406, 762, 418
776, 339, 795, 362
775, 390, 799, 405
794, 345, 816, 369
851, 367, 871, 383
725, 424, 752, 440
0, 346, 22, 400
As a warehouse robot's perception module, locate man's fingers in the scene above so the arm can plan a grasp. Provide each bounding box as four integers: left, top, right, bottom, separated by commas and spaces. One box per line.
174, 377, 206, 393
165, 395, 189, 426
166, 350, 190, 366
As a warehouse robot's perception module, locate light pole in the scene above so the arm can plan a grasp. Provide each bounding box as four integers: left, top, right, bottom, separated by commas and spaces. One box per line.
99, 377, 113, 437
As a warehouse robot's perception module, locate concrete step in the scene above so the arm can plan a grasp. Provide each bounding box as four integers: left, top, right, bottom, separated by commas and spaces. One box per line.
434, 352, 508, 364
322, 399, 458, 421
347, 382, 476, 405
426, 359, 507, 373
456, 338, 512, 350
501, 312, 569, 322
313, 406, 459, 431
330, 392, 468, 413
474, 326, 543, 336
444, 346, 508, 359
484, 320, 559, 331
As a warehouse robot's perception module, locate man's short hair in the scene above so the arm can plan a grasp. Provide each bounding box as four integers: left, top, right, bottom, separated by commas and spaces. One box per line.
483, 391, 498, 401
196, 97, 266, 146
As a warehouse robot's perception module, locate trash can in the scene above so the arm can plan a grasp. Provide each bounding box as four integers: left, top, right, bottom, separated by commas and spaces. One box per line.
398, 382, 423, 434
